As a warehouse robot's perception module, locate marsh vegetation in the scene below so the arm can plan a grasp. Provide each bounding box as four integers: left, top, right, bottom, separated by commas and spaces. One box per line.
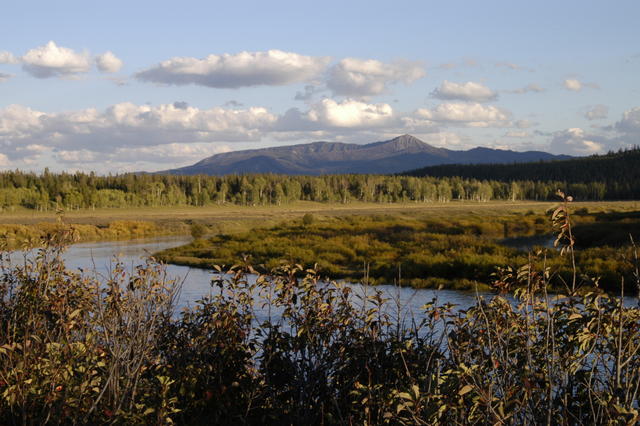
158, 204, 640, 293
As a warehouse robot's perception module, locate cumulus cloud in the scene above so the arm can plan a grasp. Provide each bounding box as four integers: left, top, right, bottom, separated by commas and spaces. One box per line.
55, 143, 232, 166
279, 99, 395, 130
326, 58, 425, 97
506, 83, 545, 94
549, 128, 604, 155
96, 51, 123, 73
0, 103, 278, 165
584, 104, 608, 121
114, 143, 232, 163
21, 41, 92, 78
0, 72, 13, 82
0, 51, 18, 64
56, 149, 98, 163
136, 50, 330, 88
548, 107, 640, 156
0, 153, 9, 166
413, 103, 511, 127
614, 107, 640, 134
564, 79, 582, 91
564, 78, 599, 92
431, 80, 497, 102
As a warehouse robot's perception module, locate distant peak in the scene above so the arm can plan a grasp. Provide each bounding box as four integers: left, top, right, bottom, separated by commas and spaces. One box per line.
389, 134, 427, 146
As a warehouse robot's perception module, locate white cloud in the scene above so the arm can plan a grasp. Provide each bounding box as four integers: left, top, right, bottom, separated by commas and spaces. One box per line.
584, 104, 608, 121
416, 131, 470, 149
549, 128, 604, 155
279, 99, 395, 129
136, 50, 330, 88
55, 143, 232, 166
326, 58, 425, 97
114, 143, 232, 163
21, 41, 92, 78
56, 149, 98, 163
564, 79, 582, 91
0, 72, 13, 82
96, 51, 123, 73
547, 107, 640, 156
0, 153, 9, 166
564, 78, 599, 92
413, 103, 511, 127
431, 80, 497, 102
0, 103, 278, 165
0, 51, 18, 64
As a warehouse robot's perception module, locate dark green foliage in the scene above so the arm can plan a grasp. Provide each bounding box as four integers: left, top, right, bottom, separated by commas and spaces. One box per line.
0, 165, 625, 213
405, 147, 640, 200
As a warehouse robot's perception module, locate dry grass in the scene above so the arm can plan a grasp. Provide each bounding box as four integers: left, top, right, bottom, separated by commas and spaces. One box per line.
3, 200, 637, 225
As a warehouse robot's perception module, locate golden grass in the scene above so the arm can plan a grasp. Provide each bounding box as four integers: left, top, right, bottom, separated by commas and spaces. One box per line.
4, 200, 637, 225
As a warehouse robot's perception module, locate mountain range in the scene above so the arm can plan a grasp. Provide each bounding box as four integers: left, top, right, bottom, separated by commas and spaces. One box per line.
162, 134, 570, 175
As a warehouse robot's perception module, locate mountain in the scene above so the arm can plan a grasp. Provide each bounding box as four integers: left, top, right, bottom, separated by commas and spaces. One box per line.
161, 134, 570, 175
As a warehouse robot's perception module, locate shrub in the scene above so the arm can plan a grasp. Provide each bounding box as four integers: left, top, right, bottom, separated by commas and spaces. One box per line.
302, 213, 315, 226
2, 198, 640, 424
190, 223, 207, 240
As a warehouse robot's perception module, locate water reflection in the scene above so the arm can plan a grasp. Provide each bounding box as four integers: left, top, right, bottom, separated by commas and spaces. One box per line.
54, 237, 491, 315
12, 236, 635, 316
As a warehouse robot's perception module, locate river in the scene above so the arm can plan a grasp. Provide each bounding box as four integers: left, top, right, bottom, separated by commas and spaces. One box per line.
12, 236, 635, 316
53, 236, 489, 315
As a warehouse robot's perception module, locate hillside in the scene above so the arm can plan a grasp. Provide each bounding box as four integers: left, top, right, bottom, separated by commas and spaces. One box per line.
403, 148, 640, 199
161, 134, 569, 175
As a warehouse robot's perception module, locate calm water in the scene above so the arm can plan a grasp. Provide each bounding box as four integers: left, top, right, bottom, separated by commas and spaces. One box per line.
11, 236, 635, 315
52, 236, 488, 315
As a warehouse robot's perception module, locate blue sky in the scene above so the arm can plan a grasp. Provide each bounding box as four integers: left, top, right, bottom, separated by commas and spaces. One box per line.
1, 0, 639, 173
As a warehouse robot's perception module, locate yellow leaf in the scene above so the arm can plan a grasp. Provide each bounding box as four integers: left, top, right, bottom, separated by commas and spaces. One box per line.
458, 384, 473, 396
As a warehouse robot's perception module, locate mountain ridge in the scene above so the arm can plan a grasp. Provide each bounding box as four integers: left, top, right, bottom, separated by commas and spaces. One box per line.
160, 134, 570, 175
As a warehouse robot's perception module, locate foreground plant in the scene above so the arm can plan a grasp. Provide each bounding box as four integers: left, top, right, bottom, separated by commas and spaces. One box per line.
0, 199, 639, 424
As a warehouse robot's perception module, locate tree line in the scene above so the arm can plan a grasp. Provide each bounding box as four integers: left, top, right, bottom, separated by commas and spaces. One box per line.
404, 147, 640, 199
0, 169, 620, 211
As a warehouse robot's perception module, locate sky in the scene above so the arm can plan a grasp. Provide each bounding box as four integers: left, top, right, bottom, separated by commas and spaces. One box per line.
1, 0, 639, 174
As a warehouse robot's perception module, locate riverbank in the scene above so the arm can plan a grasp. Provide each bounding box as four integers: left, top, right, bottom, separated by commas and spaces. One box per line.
4, 200, 638, 291
2, 239, 639, 424
155, 205, 640, 293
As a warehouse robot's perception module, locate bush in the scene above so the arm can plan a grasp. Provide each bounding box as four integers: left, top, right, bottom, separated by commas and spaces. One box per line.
302, 213, 315, 226
190, 223, 207, 240
3, 199, 640, 424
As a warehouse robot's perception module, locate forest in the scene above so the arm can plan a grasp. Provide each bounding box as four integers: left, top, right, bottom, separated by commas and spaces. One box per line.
405, 147, 640, 199
0, 168, 617, 212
